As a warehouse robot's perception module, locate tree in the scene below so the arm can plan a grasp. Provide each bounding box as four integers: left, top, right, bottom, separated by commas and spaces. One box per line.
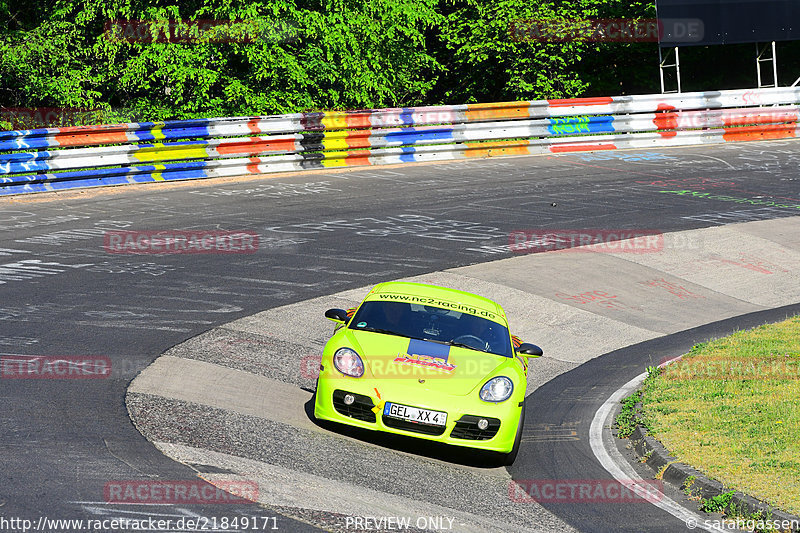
1, 0, 443, 122
431, 0, 605, 103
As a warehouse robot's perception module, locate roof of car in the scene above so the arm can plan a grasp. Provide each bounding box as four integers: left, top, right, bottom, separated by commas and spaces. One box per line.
366, 281, 506, 319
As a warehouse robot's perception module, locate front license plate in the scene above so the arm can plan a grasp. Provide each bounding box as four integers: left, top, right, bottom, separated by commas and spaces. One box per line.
384, 402, 448, 427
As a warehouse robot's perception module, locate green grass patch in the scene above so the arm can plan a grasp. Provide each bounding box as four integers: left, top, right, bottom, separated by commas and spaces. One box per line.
615, 365, 661, 438
699, 489, 736, 513
640, 315, 800, 515
615, 388, 642, 439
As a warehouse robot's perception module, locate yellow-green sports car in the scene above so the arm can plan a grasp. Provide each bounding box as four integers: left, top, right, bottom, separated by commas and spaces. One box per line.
313, 281, 542, 464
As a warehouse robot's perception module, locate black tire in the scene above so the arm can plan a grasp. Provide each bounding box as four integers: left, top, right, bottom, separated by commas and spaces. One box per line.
504, 403, 525, 466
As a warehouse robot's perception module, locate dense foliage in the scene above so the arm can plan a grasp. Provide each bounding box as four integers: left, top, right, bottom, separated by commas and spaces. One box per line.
2, 0, 798, 126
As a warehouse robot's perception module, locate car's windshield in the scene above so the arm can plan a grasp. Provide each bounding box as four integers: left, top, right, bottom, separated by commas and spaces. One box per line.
348, 300, 513, 357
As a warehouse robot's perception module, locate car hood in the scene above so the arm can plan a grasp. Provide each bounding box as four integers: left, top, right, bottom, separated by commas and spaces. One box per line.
345, 329, 508, 396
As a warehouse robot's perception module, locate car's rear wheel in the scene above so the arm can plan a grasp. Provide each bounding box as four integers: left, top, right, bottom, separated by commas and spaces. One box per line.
503, 403, 525, 466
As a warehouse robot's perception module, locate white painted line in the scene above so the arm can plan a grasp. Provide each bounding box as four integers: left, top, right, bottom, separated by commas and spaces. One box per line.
589, 372, 737, 532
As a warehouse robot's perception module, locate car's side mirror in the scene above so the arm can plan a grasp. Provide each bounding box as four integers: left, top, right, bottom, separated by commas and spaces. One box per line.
325, 308, 349, 323
516, 343, 543, 358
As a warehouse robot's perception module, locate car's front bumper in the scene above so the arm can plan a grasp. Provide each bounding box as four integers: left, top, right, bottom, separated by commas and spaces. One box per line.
313, 373, 522, 453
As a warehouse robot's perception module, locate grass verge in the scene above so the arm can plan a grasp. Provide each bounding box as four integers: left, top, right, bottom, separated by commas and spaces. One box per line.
638, 315, 800, 515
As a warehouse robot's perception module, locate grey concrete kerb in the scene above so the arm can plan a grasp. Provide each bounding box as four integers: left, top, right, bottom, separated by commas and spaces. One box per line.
628, 425, 800, 530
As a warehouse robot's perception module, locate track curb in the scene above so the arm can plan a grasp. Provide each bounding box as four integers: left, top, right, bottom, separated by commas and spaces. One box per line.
626, 411, 800, 530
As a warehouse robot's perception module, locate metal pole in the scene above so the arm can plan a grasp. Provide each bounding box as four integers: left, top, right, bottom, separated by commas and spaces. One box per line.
658, 47, 666, 94
756, 43, 763, 87
772, 41, 778, 87
675, 47, 681, 93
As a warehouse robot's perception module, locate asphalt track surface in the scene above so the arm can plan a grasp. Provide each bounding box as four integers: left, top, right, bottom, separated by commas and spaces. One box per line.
1, 140, 799, 531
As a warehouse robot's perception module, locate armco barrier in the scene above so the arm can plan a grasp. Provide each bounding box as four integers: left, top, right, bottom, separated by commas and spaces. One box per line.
1, 87, 800, 196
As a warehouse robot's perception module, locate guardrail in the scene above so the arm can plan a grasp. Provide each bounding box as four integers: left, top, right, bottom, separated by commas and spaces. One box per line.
2, 87, 799, 196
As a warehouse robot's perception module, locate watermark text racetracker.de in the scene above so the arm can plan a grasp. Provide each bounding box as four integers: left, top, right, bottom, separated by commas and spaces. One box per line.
508, 18, 703, 43
104, 480, 258, 504
664, 355, 800, 381
0, 355, 177, 380
104, 18, 295, 44
509, 229, 665, 254
301, 353, 510, 380
1, 355, 111, 379
0, 107, 104, 130
510, 479, 663, 503
104, 230, 259, 254
0, 515, 279, 532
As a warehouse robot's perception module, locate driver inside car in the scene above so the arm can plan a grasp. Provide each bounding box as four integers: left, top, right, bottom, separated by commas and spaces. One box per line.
458, 316, 501, 353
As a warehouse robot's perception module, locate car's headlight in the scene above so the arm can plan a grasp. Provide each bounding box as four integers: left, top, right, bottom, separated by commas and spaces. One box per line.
333, 347, 364, 378
479, 376, 514, 402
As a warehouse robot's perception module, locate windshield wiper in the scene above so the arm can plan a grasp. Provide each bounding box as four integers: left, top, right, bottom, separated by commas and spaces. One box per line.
355, 326, 406, 337
428, 338, 485, 353
420, 337, 449, 345
418, 337, 483, 352
355, 330, 493, 354
448, 341, 481, 350
440, 339, 513, 357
